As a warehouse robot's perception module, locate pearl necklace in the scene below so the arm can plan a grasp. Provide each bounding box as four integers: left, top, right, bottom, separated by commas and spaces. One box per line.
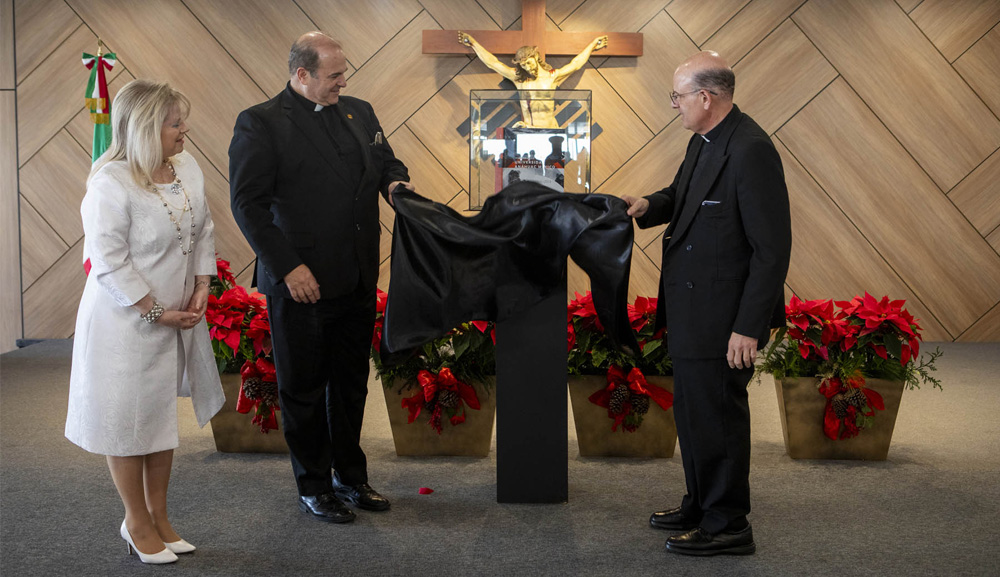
149, 161, 196, 256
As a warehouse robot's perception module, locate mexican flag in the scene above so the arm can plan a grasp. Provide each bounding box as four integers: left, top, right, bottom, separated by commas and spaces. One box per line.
82, 51, 117, 162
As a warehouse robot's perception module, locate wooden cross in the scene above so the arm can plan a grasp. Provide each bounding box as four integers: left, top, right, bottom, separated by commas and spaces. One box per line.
422, 0, 643, 59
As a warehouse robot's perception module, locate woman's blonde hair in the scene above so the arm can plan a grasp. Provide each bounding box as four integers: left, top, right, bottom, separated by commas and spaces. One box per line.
88, 79, 190, 187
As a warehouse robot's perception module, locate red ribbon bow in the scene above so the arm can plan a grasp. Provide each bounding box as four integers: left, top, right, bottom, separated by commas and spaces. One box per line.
236, 358, 280, 433
401, 367, 480, 434
589, 366, 674, 432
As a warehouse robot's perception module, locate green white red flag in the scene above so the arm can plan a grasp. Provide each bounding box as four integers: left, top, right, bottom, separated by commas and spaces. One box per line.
82, 51, 116, 162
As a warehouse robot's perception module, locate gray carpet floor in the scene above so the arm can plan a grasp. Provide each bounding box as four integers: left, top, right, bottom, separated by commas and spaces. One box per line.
1, 339, 998, 576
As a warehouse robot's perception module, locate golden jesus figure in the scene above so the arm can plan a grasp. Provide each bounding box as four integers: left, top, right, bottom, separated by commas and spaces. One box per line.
459, 32, 608, 128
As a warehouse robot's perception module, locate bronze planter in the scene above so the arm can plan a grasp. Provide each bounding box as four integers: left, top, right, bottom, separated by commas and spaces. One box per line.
567, 375, 676, 458
382, 376, 496, 457
774, 377, 905, 460
210, 372, 288, 453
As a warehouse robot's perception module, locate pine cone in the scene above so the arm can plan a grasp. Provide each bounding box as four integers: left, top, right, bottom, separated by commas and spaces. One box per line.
241, 377, 263, 400
846, 387, 867, 410
260, 381, 279, 407
631, 394, 650, 415
831, 394, 848, 419
609, 384, 629, 414
438, 389, 460, 409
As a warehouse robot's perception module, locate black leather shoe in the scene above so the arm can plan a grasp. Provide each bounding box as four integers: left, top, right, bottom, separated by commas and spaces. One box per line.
665, 526, 756, 556
333, 474, 391, 512
298, 493, 356, 523
650, 507, 699, 531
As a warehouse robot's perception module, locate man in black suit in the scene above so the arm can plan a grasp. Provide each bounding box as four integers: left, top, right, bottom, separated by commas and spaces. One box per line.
623, 51, 791, 556
229, 32, 412, 524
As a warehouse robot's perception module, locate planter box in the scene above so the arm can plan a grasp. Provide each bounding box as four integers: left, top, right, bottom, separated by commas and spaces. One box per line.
382, 376, 496, 457
210, 373, 288, 453
567, 375, 676, 458
775, 377, 905, 460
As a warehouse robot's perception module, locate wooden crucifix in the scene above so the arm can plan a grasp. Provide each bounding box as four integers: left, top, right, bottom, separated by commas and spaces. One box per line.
422, 0, 643, 59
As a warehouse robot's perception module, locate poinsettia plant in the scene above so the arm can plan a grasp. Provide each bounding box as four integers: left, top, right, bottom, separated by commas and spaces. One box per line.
759, 293, 942, 441
568, 291, 674, 432
371, 289, 496, 434
206, 258, 279, 433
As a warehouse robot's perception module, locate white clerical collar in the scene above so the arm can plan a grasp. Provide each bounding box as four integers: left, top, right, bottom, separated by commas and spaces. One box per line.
314, 103, 324, 112
700, 134, 710, 142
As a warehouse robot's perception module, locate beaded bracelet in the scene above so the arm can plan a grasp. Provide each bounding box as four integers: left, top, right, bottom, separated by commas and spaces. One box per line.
194, 280, 210, 289
141, 301, 165, 324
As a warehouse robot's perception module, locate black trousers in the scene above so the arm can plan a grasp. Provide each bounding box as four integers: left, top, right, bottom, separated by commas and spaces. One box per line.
672, 358, 754, 534
267, 284, 376, 496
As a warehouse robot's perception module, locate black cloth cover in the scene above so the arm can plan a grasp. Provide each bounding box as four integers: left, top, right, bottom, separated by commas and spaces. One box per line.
380, 181, 638, 361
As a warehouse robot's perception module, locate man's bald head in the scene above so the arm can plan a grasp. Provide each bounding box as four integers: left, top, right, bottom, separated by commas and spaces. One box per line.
289, 31, 343, 77
675, 51, 735, 100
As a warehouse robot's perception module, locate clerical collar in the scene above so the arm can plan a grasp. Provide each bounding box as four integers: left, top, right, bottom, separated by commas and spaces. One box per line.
700, 105, 739, 143
286, 82, 327, 112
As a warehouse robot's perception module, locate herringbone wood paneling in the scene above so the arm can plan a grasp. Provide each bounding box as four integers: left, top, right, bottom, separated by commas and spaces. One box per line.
13, 0, 79, 85
909, 0, 1000, 62
774, 138, 950, 340
595, 10, 696, 134
10, 0, 1000, 341
778, 78, 1000, 337
19, 195, 68, 289
954, 25, 1000, 119
702, 0, 804, 65
793, 0, 1000, 191
1, 90, 19, 352
1, 0, 14, 89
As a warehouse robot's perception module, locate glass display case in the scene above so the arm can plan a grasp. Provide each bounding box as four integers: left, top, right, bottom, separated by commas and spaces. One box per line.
469, 89, 592, 210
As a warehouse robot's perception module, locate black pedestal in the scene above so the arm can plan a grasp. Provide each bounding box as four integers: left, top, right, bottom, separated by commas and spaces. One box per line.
495, 285, 568, 503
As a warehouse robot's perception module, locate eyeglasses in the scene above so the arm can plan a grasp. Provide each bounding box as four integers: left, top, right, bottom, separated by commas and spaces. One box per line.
669, 88, 716, 104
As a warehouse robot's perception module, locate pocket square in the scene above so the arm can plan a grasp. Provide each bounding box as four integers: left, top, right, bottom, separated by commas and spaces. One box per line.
702, 200, 721, 206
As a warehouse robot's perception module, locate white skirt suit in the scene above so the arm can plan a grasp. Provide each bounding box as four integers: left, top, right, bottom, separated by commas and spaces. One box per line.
65, 150, 225, 456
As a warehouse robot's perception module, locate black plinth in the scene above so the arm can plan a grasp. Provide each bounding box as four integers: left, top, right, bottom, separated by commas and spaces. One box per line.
495, 285, 568, 503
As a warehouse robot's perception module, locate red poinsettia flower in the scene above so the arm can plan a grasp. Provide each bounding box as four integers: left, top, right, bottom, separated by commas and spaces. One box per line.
216, 257, 236, 286
568, 291, 604, 331
246, 315, 272, 356
627, 296, 657, 332
205, 296, 245, 352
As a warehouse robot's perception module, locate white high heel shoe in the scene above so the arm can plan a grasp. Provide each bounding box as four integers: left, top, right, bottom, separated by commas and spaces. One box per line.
164, 538, 196, 554
120, 521, 178, 564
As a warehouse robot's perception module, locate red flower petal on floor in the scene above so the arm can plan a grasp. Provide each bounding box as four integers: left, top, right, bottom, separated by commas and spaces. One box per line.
418, 487, 434, 495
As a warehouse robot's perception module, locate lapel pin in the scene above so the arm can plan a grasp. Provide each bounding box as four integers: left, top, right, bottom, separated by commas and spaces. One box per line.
347, 114, 353, 119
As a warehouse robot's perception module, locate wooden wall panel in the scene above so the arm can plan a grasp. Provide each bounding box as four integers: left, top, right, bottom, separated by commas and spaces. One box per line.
702, 0, 804, 65
949, 150, 1000, 237
778, 78, 1000, 336
16, 25, 112, 165
419, 0, 499, 32
18, 196, 68, 289
13, 0, 80, 85
793, 0, 1000, 191
347, 12, 467, 137
667, 0, 751, 46
909, 0, 1000, 62
294, 0, 422, 68
183, 0, 321, 97
559, 0, 664, 34
957, 304, 1000, 342
595, 11, 696, 134
1, 0, 13, 88
67, 0, 268, 176
10, 0, 1000, 341
22, 241, 85, 338
731, 19, 837, 135
1, 90, 19, 351
17, 130, 91, 244
774, 139, 950, 340
954, 26, 1000, 119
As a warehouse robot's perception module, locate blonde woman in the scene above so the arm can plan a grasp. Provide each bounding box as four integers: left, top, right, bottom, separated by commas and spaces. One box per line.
65, 79, 224, 564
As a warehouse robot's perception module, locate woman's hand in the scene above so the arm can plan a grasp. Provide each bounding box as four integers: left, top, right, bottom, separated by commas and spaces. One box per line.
186, 283, 209, 318
157, 310, 203, 330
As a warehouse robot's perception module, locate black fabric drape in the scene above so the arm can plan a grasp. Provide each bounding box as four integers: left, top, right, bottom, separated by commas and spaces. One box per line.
380, 182, 638, 362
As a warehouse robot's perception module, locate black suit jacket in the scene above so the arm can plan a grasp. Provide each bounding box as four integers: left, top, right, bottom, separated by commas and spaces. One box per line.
229, 85, 409, 299
637, 105, 791, 359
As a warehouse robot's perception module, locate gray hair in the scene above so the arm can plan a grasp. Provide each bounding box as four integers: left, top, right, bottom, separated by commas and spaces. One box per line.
692, 67, 735, 99
289, 33, 341, 77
